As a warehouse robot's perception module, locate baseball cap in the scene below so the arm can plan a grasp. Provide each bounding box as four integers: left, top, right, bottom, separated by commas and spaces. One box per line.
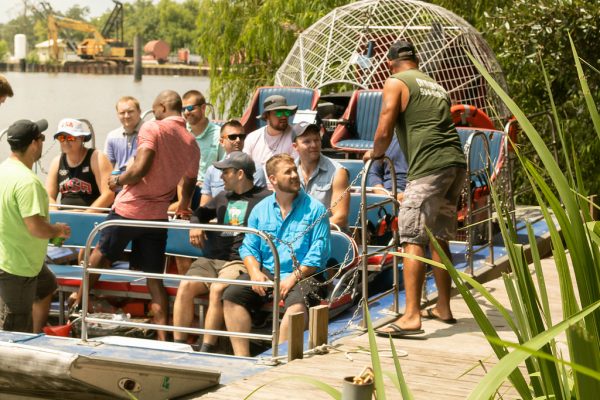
258, 95, 298, 120
7, 119, 48, 146
54, 118, 92, 141
213, 151, 256, 178
292, 121, 320, 141
387, 40, 417, 61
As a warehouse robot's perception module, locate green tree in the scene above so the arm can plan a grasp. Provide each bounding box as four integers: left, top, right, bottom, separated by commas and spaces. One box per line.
157, 0, 199, 50
481, 0, 600, 198
0, 39, 9, 61
196, 0, 350, 117
122, 0, 160, 45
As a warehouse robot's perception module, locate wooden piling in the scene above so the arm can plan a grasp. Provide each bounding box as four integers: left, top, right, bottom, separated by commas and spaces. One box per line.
308, 305, 329, 349
288, 312, 305, 361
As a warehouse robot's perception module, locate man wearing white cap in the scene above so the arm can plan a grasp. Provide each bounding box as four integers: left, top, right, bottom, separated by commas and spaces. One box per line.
0, 119, 71, 333
243, 95, 298, 166
45, 118, 114, 211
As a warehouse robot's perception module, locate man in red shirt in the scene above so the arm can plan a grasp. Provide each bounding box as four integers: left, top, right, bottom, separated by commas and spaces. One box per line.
71, 90, 200, 340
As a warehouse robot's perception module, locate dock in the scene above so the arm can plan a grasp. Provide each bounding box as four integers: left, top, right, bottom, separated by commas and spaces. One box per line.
189, 255, 564, 399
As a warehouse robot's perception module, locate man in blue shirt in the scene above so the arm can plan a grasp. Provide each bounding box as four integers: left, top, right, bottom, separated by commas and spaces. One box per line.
104, 96, 143, 172
222, 154, 331, 356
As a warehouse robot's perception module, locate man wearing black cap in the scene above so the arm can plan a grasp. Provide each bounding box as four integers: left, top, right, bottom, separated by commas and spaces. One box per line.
173, 151, 270, 352
243, 95, 298, 166
292, 121, 350, 228
366, 40, 466, 337
0, 119, 71, 333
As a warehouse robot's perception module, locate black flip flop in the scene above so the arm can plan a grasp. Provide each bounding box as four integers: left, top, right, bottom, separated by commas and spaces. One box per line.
422, 308, 457, 324
375, 323, 424, 338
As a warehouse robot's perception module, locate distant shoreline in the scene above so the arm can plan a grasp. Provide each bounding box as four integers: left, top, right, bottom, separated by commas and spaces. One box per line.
0, 62, 209, 77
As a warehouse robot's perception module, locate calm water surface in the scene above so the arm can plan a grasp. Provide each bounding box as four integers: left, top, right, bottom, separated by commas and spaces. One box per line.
0, 72, 210, 178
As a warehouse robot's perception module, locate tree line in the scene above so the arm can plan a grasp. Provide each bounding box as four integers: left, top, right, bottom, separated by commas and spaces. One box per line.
0, 0, 199, 61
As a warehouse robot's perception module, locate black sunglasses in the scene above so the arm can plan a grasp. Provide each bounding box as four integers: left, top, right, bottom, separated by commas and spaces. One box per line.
183, 103, 205, 112
225, 133, 246, 141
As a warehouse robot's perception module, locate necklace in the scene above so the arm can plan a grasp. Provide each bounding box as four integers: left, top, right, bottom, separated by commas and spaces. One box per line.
265, 127, 286, 152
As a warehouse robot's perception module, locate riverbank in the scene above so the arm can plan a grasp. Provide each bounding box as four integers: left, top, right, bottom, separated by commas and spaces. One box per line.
0, 62, 209, 76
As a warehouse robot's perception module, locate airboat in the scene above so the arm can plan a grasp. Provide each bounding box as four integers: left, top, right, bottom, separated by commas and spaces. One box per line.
0, 1, 558, 399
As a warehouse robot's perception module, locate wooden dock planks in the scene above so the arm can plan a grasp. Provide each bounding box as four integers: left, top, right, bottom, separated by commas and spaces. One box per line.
189, 256, 564, 399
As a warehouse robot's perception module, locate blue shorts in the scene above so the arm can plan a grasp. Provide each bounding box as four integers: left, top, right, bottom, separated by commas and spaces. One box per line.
98, 211, 168, 274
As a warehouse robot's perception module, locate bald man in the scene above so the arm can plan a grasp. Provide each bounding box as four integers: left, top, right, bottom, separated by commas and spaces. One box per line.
71, 90, 200, 340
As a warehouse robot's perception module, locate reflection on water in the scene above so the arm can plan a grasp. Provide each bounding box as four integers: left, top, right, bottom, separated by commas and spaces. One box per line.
0, 72, 210, 178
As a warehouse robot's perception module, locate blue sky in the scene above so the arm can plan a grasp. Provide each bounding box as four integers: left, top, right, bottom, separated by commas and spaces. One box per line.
1, 1, 139, 24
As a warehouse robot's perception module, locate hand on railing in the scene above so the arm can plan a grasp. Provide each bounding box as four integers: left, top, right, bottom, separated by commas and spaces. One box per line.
189, 228, 206, 248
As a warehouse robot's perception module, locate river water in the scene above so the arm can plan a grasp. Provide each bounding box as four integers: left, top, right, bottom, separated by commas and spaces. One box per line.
0, 71, 210, 178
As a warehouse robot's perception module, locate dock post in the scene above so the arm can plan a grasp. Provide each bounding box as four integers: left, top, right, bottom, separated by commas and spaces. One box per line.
308, 305, 329, 349
288, 312, 305, 361
134, 34, 142, 82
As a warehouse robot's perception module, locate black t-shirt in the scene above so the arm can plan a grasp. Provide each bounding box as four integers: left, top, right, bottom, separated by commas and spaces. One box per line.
58, 148, 101, 207
190, 186, 271, 260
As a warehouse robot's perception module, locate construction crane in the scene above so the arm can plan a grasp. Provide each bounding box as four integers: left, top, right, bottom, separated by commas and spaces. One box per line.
47, 1, 131, 64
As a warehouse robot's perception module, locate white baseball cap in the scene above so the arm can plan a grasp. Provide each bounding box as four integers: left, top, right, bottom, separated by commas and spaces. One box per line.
54, 118, 92, 141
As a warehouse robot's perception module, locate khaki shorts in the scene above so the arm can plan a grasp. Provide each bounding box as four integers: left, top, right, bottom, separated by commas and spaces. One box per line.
187, 258, 247, 288
399, 166, 466, 245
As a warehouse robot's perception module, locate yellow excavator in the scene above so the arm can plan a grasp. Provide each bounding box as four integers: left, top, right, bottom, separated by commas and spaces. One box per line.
47, 1, 132, 64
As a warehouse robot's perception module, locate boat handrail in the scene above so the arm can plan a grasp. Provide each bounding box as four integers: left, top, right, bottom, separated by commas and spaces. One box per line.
49, 203, 186, 217
78, 219, 283, 361
359, 156, 400, 327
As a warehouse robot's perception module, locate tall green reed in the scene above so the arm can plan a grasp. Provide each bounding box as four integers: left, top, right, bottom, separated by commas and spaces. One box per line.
423, 34, 600, 399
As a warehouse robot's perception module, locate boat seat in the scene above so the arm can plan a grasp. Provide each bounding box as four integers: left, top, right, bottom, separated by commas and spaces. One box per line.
240, 86, 320, 133
331, 90, 382, 153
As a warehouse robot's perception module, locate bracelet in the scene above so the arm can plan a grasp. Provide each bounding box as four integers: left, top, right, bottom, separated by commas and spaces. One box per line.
294, 269, 303, 282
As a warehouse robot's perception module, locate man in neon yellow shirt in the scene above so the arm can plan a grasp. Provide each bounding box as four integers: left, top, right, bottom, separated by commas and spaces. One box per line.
0, 119, 71, 332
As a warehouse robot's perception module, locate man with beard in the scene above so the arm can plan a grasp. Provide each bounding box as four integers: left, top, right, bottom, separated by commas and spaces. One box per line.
0, 119, 71, 332
222, 154, 330, 356
243, 95, 298, 166
183, 90, 224, 185
199, 120, 266, 207
292, 121, 349, 228
173, 151, 270, 352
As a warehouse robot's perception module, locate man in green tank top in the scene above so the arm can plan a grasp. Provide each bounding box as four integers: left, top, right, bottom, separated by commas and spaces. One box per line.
365, 40, 467, 337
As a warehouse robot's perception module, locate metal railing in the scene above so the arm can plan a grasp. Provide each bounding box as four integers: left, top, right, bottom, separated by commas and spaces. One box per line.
359, 156, 400, 328
457, 130, 495, 275
78, 219, 283, 361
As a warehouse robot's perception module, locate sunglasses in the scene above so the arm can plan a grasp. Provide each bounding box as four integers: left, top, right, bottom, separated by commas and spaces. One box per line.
182, 103, 204, 112
274, 109, 293, 118
225, 133, 246, 141
56, 134, 77, 142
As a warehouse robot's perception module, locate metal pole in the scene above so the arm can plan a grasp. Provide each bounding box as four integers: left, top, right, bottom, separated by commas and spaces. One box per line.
133, 34, 142, 82
360, 160, 371, 328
